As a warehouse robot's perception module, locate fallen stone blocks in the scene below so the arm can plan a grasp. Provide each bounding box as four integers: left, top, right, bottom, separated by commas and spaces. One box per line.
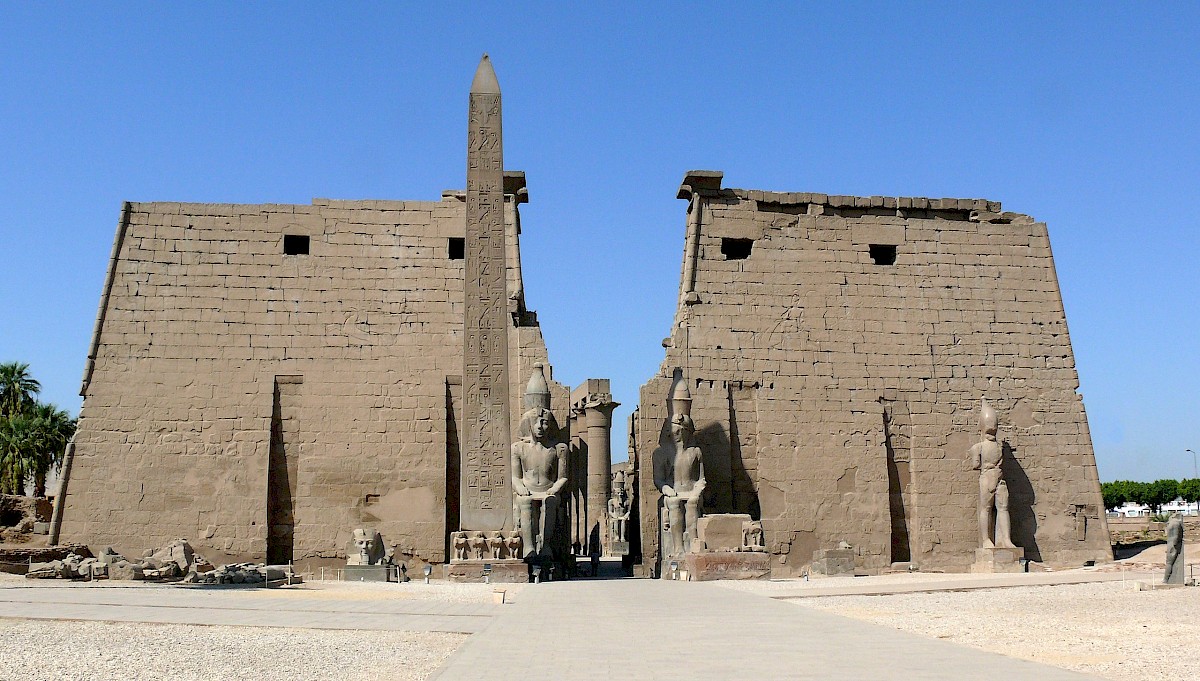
25, 538, 214, 582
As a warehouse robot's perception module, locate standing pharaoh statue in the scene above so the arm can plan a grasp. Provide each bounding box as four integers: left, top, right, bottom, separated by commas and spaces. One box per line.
511, 364, 568, 561
608, 475, 631, 544
654, 377, 706, 559
969, 399, 1013, 549
1164, 513, 1184, 584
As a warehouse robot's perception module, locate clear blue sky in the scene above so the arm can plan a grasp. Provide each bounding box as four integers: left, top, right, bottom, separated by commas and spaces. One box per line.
2, 4, 1196, 481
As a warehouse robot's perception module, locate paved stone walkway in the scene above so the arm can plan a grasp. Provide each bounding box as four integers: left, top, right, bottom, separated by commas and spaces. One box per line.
432, 579, 1100, 680
0, 584, 494, 633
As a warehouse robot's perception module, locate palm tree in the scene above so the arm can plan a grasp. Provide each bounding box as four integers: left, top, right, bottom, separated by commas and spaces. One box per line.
0, 362, 40, 418
28, 402, 76, 497
0, 415, 37, 495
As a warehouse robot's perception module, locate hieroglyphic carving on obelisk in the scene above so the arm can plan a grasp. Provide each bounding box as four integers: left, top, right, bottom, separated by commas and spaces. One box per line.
461, 55, 511, 530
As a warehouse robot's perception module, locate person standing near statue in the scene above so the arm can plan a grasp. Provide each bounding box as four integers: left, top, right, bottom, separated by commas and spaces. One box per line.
511, 364, 568, 561
970, 399, 1015, 549
654, 377, 706, 558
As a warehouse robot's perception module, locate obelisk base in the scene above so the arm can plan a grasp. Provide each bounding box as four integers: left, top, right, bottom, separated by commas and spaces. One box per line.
447, 559, 528, 583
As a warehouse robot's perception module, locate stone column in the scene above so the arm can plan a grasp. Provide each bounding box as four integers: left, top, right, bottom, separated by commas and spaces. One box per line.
573, 380, 618, 557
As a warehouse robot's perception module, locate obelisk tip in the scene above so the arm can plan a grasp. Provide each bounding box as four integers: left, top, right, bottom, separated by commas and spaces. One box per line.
471, 54, 500, 95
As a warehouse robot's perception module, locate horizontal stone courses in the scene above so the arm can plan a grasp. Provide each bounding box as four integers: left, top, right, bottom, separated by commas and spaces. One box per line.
725, 188, 1003, 214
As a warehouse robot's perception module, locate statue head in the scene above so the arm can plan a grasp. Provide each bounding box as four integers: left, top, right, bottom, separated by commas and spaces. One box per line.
348, 528, 384, 565
980, 399, 998, 439
518, 407, 557, 443
996, 480, 1009, 509
669, 412, 695, 445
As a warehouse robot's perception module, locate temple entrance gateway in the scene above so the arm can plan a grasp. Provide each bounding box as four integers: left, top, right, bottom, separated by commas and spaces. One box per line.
61, 56, 1111, 580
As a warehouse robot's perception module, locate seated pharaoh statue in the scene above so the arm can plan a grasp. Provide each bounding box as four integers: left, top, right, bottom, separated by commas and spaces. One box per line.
653, 377, 706, 559
511, 364, 568, 562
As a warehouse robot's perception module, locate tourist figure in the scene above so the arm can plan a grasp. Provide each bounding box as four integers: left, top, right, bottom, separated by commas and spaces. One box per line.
969, 399, 1005, 548
654, 377, 706, 557
511, 365, 568, 560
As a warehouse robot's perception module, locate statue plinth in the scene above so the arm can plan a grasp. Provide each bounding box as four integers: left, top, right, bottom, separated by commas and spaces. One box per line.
446, 559, 529, 583
342, 565, 394, 582
970, 546, 1025, 573
609, 540, 630, 557
669, 513, 769, 580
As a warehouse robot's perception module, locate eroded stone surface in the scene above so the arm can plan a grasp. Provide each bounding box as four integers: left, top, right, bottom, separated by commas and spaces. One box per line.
634, 173, 1112, 576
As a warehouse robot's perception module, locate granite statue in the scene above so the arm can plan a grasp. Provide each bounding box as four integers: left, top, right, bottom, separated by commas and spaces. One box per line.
654, 376, 706, 558
512, 364, 568, 560
608, 478, 632, 543
346, 528, 390, 566
1165, 513, 1184, 584
970, 399, 1014, 549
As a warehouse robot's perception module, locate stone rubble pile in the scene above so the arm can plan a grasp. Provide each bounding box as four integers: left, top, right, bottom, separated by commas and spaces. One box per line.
183, 562, 274, 585
25, 539, 213, 581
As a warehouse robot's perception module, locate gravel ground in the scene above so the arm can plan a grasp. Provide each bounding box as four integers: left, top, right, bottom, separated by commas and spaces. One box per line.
0, 619, 464, 681
0, 577, 516, 681
796, 580, 1200, 681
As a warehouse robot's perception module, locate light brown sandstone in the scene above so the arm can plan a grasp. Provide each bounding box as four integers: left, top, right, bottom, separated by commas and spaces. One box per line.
633, 171, 1111, 577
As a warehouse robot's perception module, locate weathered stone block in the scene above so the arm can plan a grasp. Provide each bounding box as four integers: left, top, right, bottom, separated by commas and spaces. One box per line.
810, 548, 855, 576
969, 546, 1025, 573
342, 565, 393, 582
683, 551, 771, 580
696, 514, 752, 552
446, 559, 528, 583
109, 562, 145, 581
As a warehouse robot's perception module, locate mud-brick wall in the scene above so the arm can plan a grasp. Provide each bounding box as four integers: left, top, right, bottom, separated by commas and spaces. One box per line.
65, 195, 559, 567
636, 187, 1111, 575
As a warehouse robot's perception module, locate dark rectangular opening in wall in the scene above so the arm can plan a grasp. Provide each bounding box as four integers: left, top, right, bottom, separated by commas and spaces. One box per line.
870, 244, 897, 265
448, 237, 465, 260
721, 238, 753, 260
283, 234, 310, 255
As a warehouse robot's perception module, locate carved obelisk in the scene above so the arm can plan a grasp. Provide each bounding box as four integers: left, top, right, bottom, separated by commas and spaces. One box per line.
461, 55, 511, 530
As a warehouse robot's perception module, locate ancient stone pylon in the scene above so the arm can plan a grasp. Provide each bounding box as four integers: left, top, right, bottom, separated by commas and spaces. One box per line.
461, 54, 512, 531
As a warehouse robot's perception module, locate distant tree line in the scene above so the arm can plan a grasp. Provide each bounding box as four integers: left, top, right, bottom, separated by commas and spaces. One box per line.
0, 362, 76, 497
1101, 479, 1200, 514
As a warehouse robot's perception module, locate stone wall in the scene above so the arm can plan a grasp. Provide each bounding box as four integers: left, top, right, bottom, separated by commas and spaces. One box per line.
64, 192, 566, 568
634, 173, 1111, 575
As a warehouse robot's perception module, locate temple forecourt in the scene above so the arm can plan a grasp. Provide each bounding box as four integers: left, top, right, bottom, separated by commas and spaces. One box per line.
58, 59, 1111, 579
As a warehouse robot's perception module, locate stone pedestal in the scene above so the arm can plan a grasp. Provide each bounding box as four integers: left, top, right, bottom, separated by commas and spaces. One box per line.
447, 559, 529, 583
609, 540, 630, 557
682, 551, 771, 581
696, 514, 751, 551
970, 546, 1025, 573
342, 565, 393, 582
811, 548, 855, 576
